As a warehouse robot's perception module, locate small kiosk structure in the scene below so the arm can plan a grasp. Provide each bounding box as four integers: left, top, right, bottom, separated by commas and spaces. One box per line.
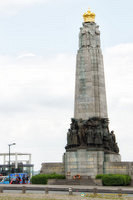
0, 153, 33, 177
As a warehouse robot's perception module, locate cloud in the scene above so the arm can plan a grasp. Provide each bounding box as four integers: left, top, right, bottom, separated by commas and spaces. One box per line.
104, 43, 133, 106
0, 43, 133, 170
0, 0, 47, 16
17, 53, 36, 59
104, 43, 133, 161
0, 53, 75, 170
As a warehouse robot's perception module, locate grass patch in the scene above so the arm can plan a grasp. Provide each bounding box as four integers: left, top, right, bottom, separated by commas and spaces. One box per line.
0, 197, 60, 200
0, 193, 131, 200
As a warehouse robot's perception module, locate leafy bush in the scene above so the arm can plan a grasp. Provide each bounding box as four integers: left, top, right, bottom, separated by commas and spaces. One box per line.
95, 174, 103, 179
96, 174, 131, 186
31, 174, 47, 184
31, 173, 65, 184
43, 173, 65, 179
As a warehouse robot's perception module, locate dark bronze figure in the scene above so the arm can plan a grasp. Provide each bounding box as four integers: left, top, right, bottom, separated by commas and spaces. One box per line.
65, 117, 119, 154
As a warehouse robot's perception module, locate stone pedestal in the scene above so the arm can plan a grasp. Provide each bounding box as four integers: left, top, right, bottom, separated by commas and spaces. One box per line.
64, 149, 121, 179
104, 153, 121, 162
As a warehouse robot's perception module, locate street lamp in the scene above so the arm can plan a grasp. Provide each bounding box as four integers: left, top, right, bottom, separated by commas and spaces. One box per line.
8, 143, 16, 183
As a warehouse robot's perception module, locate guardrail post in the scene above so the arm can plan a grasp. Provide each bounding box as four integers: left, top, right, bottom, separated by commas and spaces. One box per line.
0, 187, 3, 193
118, 189, 122, 197
69, 187, 73, 195
45, 187, 49, 194
22, 186, 26, 194
93, 188, 98, 196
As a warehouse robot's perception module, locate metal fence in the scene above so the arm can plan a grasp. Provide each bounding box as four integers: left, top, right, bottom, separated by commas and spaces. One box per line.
0, 185, 132, 196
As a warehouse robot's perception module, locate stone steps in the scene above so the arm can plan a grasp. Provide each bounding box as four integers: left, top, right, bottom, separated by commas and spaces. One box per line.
47, 177, 99, 186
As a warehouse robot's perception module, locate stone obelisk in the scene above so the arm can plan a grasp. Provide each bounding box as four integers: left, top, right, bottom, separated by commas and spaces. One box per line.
74, 11, 108, 120
64, 9, 121, 179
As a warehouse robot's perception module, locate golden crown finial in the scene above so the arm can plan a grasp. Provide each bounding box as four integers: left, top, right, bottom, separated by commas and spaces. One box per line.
83, 8, 96, 23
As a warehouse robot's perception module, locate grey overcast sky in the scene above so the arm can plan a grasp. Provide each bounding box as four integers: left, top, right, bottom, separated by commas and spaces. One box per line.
0, 0, 133, 170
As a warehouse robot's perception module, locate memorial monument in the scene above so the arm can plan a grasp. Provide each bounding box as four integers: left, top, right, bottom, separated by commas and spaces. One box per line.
64, 8, 121, 178
41, 9, 133, 181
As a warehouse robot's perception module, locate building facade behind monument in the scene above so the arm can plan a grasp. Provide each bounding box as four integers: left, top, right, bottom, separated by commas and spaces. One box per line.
40, 162, 64, 175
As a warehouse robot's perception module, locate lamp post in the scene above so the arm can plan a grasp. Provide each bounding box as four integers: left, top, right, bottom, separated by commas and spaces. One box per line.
8, 143, 16, 183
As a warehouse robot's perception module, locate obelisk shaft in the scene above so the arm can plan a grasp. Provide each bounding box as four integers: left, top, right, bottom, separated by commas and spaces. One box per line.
74, 22, 108, 120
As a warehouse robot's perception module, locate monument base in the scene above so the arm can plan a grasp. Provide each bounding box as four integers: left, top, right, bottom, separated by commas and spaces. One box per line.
64, 149, 121, 179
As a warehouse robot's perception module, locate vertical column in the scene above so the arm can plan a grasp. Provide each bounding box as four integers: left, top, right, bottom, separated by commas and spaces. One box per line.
29, 154, 31, 164
15, 153, 18, 169
3, 155, 6, 165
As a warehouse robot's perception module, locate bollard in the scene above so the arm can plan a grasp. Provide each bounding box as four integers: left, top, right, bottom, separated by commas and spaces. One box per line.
45, 187, 49, 194
93, 188, 98, 196
0, 187, 3, 193
22, 186, 26, 194
118, 189, 122, 197
69, 187, 73, 195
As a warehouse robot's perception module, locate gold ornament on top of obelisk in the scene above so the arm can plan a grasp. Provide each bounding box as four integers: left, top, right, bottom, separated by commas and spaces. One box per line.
83, 8, 95, 23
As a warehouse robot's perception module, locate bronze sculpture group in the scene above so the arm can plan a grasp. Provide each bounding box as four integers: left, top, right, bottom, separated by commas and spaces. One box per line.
66, 117, 119, 154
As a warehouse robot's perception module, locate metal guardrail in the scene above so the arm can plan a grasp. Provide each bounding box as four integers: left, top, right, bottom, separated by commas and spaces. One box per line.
0, 185, 132, 195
